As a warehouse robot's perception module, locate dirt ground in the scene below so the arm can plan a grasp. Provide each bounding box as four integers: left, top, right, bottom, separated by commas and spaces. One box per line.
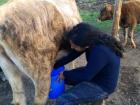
0, 34, 140, 105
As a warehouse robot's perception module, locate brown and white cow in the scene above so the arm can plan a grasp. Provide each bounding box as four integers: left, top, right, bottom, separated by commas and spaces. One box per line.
0, 0, 81, 105
98, 1, 140, 48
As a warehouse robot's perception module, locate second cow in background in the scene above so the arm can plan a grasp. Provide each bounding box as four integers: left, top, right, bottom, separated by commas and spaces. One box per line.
98, 1, 140, 48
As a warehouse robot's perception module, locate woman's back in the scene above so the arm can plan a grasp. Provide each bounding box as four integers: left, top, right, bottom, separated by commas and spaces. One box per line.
86, 45, 120, 94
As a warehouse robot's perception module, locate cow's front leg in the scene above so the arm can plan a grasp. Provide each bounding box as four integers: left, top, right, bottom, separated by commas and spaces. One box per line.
123, 27, 129, 47
129, 26, 136, 48
34, 68, 51, 105
0, 47, 26, 105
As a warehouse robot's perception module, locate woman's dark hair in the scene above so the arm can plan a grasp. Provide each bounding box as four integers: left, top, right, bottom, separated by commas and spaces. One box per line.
66, 22, 124, 58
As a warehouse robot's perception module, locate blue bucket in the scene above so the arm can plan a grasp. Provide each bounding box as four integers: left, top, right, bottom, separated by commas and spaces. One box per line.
49, 66, 65, 99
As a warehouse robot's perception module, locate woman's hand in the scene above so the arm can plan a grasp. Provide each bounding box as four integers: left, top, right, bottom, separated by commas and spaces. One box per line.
58, 72, 65, 80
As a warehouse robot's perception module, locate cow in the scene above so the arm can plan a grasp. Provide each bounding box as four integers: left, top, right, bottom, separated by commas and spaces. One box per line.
0, 0, 82, 105
98, 1, 140, 48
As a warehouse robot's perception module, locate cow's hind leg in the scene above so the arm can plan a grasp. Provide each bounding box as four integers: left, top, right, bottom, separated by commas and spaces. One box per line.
0, 48, 26, 105
123, 27, 129, 47
34, 67, 51, 105
129, 26, 136, 48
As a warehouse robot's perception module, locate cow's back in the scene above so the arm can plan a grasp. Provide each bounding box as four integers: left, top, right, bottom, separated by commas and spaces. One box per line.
121, 1, 140, 25
0, 0, 81, 76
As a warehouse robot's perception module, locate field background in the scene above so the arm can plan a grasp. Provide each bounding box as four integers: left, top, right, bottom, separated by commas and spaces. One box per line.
0, 0, 140, 105
1, 0, 140, 33
0, 0, 8, 5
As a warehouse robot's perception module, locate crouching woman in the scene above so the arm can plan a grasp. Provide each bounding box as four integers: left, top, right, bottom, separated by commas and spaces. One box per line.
54, 23, 124, 105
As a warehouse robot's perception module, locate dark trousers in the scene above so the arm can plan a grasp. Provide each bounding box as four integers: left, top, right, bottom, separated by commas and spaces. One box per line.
56, 82, 108, 105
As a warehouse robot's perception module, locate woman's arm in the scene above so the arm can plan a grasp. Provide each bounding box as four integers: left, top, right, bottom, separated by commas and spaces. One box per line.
53, 49, 84, 69
63, 46, 109, 85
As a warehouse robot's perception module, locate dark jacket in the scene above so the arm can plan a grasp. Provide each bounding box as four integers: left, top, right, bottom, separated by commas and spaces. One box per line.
54, 45, 121, 94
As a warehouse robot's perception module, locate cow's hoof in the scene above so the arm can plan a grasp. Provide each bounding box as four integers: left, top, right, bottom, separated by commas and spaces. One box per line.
11, 100, 20, 105
35, 100, 44, 105
123, 52, 127, 58
11, 102, 20, 105
123, 43, 127, 48
132, 45, 136, 49
123, 41, 127, 46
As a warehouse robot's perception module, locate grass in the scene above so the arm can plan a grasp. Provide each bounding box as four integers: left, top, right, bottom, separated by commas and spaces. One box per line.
80, 9, 140, 34
0, 0, 8, 5
136, 25, 140, 32
80, 10, 112, 33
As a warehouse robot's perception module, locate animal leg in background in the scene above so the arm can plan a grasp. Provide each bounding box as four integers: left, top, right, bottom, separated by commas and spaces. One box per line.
0, 47, 26, 105
129, 26, 136, 48
123, 27, 129, 46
